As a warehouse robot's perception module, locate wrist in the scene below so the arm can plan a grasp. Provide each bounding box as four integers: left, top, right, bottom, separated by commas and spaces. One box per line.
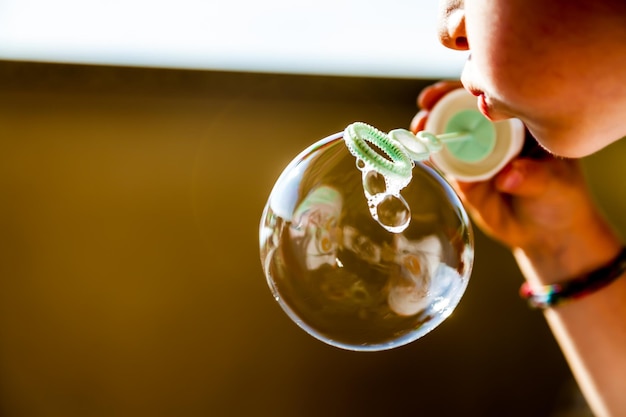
513, 215, 623, 287
519, 247, 626, 309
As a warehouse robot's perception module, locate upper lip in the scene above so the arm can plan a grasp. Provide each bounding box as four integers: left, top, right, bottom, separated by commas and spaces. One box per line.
464, 85, 483, 97
465, 86, 511, 121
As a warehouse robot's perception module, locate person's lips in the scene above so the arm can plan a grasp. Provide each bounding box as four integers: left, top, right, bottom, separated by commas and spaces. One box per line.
463, 86, 492, 120
462, 68, 512, 122
464, 86, 504, 121
466, 86, 482, 97
476, 93, 492, 120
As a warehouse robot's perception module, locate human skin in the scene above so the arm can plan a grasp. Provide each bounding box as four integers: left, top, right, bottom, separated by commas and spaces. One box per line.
438, 0, 626, 158
411, 1, 626, 416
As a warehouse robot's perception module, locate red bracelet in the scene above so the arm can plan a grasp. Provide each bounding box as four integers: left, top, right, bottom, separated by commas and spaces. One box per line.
520, 247, 626, 309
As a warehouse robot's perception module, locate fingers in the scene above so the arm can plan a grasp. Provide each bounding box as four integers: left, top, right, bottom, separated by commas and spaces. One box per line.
453, 179, 515, 239
453, 180, 498, 215
409, 110, 429, 133
411, 80, 463, 133
417, 80, 463, 109
494, 158, 565, 197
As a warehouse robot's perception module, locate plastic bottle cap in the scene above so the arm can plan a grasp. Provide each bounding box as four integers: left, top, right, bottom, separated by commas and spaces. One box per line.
425, 89, 525, 182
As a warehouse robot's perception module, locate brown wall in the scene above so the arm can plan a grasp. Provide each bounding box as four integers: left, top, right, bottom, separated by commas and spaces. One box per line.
1, 61, 622, 416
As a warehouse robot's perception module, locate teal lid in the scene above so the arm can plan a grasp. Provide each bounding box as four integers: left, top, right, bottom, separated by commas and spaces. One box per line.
443, 109, 495, 163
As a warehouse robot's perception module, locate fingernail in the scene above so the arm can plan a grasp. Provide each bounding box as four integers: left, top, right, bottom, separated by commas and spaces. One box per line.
410, 110, 429, 133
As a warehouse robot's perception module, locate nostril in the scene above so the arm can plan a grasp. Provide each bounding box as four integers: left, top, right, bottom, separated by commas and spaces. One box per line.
455, 37, 469, 49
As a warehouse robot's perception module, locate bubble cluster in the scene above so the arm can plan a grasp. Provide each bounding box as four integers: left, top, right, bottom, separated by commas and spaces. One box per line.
343, 123, 417, 234
259, 126, 474, 351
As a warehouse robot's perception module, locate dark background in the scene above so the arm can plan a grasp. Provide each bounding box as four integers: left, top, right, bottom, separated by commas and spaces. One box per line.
2, 60, 623, 416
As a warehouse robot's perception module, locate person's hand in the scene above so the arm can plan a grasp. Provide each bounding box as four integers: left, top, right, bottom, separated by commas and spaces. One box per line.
411, 81, 622, 283
410, 80, 463, 134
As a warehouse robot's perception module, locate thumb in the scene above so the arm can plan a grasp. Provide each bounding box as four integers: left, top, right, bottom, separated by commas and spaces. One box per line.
494, 158, 552, 197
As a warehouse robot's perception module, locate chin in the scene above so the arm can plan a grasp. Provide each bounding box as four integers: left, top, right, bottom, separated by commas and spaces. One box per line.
528, 126, 602, 159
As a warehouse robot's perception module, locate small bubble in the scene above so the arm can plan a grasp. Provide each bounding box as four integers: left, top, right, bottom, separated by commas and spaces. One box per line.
362, 170, 387, 196
375, 194, 411, 233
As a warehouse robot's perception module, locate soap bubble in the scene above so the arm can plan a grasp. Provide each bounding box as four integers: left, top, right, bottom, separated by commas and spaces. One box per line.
259, 126, 473, 351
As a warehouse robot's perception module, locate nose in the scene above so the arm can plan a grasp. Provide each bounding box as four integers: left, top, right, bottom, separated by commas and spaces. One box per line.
437, 0, 469, 50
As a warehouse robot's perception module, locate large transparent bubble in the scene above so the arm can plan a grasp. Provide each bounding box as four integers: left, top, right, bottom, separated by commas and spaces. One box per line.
259, 126, 474, 351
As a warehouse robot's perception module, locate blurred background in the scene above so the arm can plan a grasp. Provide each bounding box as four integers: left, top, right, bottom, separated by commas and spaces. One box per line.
1, 1, 625, 416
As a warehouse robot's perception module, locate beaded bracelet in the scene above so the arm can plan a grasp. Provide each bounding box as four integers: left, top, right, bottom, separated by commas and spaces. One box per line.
520, 247, 626, 309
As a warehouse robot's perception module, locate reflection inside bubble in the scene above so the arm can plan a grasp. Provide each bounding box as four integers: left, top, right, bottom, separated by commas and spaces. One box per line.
260, 132, 473, 351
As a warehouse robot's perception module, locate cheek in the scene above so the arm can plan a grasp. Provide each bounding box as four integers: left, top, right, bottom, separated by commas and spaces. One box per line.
464, 1, 569, 106
470, 34, 551, 103
467, 25, 586, 131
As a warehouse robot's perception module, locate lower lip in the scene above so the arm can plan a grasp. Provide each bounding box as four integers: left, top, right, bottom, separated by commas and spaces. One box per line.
477, 94, 492, 120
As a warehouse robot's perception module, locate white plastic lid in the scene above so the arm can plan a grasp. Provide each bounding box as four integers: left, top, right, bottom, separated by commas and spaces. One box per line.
425, 89, 525, 182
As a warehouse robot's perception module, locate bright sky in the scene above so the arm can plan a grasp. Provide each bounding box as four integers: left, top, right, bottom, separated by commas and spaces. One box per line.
0, 0, 468, 78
